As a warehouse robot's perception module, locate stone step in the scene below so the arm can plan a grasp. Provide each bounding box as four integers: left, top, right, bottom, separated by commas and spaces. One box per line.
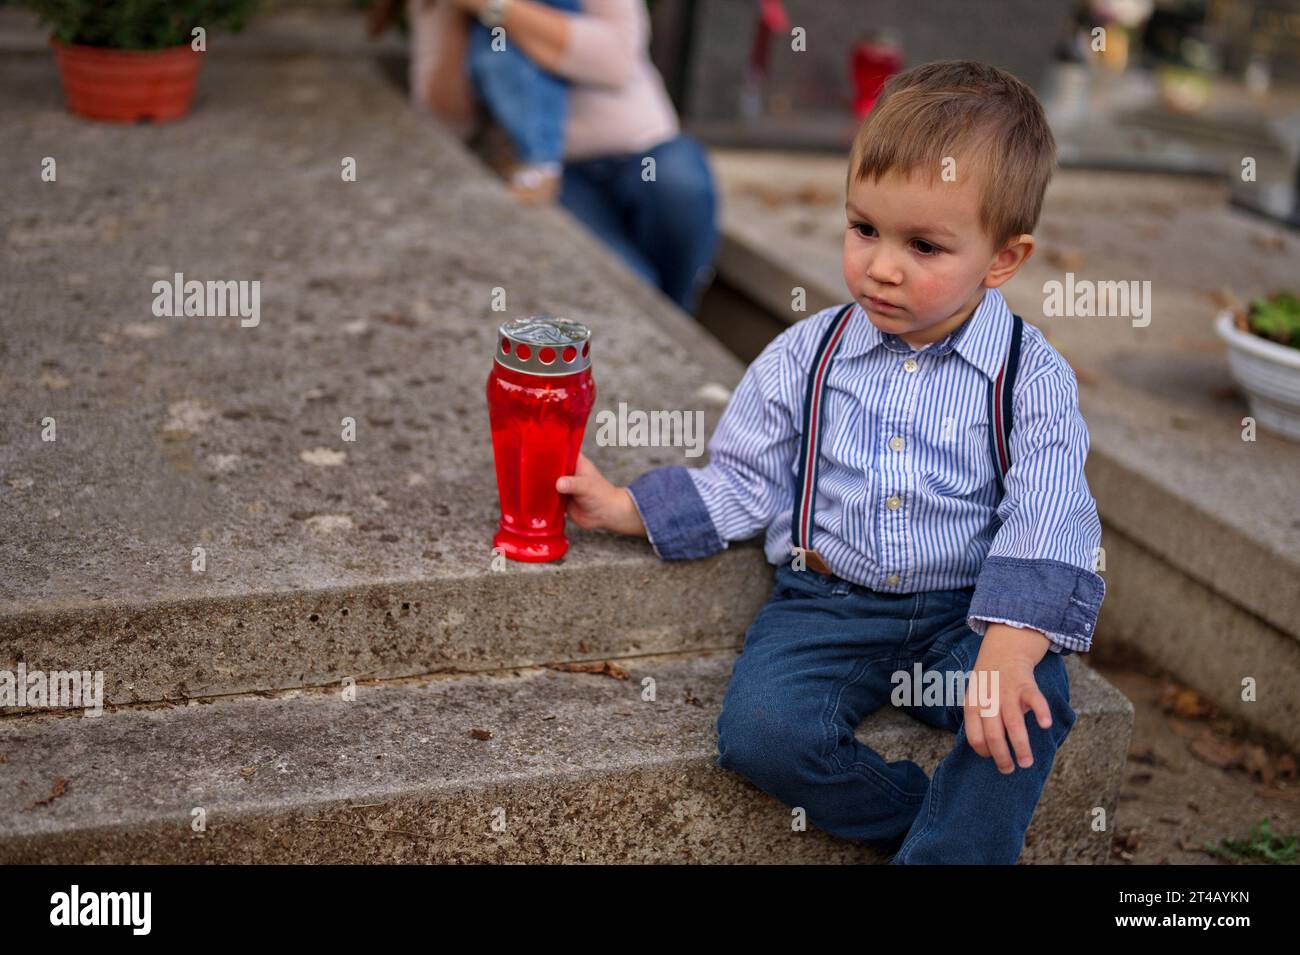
0, 554, 773, 707
0, 651, 1131, 864
0, 49, 764, 706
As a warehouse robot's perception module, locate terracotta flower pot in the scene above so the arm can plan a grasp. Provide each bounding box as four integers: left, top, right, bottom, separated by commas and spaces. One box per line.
49, 37, 203, 123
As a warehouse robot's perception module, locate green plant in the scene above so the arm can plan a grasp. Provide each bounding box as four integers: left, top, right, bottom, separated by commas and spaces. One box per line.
21, 0, 261, 49
1204, 818, 1298, 864
1246, 292, 1300, 350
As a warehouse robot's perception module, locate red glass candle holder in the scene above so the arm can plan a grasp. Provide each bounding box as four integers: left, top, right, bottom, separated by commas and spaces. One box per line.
851, 33, 903, 118
486, 316, 596, 562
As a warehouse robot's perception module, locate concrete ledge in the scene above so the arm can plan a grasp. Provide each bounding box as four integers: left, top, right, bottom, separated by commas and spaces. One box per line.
0, 551, 772, 705
0, 53, 761, 702
1096, 526, 1300, 752
0, 652, 1129, 863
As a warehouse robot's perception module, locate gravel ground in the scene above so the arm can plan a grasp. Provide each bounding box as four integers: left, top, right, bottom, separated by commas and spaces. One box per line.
1087, 651, 1298, 866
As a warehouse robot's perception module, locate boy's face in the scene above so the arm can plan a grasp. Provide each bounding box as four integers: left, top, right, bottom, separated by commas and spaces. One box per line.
842, 166, 1027, 348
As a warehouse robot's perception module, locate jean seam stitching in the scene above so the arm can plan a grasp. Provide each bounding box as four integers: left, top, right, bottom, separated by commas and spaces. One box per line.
820, 653, 877, 764
823, 653, 924, 805
894, 745, 944, 860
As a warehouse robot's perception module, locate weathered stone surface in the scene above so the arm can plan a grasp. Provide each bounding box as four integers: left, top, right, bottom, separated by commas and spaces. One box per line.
0, 51, 762, 701
0, 652, 1128, 863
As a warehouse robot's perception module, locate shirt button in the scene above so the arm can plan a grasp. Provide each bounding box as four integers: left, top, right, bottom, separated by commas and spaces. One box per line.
903, 359, 918, 373
886, 495, 901, 510
889, 435, 905, 452
886, 574, 901, 586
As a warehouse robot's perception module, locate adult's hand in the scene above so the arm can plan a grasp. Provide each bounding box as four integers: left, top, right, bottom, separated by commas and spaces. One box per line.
443, 0, 573, 73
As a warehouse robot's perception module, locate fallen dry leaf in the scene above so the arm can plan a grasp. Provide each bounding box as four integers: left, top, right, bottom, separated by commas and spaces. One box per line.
1178, 836, 1211, 854
1129, 744, 1160, 765
374, 311, 417, 328
1114, 828, 1144, 850
1160, 684, 1212, 719
794, 183, 838, 206
1254, 786, 1299, 801
1045, 247, 1086, 271
1188, 732, 1243, 770
1206, 287, 1238, 309
1242, 743, 1274, 784
1250, 233, 1285, 253
545, 660, 630, 680
32, 777, 68, 808
736, 182, 787, 207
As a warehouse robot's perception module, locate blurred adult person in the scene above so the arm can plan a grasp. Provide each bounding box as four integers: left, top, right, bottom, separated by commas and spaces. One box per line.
408, 0, 720, 315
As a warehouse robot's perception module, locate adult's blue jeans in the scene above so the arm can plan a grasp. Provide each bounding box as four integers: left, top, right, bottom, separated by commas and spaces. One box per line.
465, 4, 719, 313
558, 133, 720, 314
715, 559, 1078, 864
466, 0, 581, 166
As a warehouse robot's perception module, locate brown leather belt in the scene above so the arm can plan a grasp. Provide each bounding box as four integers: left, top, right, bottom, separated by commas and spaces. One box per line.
800, 547, 832, 577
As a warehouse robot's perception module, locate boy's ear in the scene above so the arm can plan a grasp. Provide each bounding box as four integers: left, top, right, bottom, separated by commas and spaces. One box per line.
983, 234, 1035, 289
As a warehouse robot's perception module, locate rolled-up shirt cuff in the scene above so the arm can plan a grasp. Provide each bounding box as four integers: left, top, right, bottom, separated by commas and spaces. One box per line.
968, 616, 1074, 656
625, 465, 725, 560
968, 556, 1105, 654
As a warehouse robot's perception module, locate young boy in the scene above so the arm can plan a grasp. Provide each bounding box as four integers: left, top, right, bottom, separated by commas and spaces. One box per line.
554, 60, 1105, 864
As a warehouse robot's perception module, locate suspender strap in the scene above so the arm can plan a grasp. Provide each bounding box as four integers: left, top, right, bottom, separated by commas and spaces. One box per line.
791, 305, 1024, 574
987, 312, 1024, 496
791, 303, 855, 556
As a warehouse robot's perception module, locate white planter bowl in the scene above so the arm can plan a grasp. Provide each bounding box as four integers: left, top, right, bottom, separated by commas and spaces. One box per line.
1215, 309, 1300, 441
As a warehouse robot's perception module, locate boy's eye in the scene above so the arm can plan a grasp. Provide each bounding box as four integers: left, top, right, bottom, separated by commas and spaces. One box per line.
852, 224, 940, 255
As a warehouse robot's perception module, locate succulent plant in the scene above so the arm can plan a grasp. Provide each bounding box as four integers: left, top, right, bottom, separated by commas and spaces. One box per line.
20, 0, 261, 50
1238, 292, 1300, 350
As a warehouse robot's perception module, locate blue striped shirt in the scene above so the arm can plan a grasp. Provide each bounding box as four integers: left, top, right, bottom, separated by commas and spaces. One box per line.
626, 288, 1105, 655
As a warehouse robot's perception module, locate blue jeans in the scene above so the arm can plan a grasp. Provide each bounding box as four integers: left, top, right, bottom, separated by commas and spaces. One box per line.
558, 133, 720, 314
467, 0, 581, 166
715, 560, 1078, 864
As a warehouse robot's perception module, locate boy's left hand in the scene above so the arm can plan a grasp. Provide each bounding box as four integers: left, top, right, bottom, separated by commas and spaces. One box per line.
963, 623, 1053, 774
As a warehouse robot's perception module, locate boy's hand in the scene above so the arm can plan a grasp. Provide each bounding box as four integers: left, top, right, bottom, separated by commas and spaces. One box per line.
555, 452, 647, 538
963, 623, 1053, 774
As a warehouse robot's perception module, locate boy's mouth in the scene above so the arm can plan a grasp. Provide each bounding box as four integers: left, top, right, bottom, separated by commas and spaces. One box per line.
865, 295, 904, 314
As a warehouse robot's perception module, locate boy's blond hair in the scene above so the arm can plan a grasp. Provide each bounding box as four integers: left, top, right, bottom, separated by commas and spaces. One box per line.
847, 60, 1056, 248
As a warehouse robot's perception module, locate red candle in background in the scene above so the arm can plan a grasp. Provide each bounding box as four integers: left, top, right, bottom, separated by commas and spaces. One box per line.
851, 30, 903, 118
486, 316, 596, 562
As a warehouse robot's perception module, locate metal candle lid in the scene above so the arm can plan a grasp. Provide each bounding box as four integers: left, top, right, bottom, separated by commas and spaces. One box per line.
495, 315, 592, 376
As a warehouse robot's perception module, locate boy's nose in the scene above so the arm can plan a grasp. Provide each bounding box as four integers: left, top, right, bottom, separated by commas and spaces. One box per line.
866, 251, 903, 286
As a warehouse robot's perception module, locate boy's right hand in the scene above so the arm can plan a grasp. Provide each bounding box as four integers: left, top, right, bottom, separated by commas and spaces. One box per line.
556, 452, 647, 538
